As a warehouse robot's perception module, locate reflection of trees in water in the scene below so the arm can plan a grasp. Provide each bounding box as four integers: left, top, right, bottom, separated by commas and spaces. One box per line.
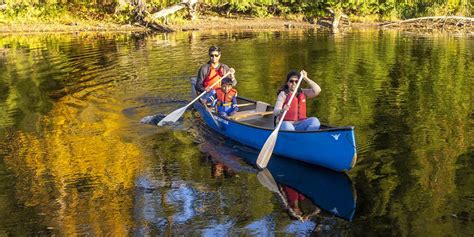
0, 34, 133, 132
352, 35, 471, 235
2, 88, 145, 235
0, 31, 471, 235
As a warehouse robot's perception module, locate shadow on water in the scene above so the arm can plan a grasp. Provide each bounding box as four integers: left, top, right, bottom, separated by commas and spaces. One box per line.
195, 124, 357, 222
123, 96, 189, 117
120, 95, 191, 126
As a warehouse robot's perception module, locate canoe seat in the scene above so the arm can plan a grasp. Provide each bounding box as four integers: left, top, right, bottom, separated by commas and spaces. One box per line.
229, 111, 274, 121
229, 101, 272, 121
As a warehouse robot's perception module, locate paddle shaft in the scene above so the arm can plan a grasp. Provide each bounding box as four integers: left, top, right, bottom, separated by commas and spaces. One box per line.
204, 101, 220, 127
157, 71, 232, 126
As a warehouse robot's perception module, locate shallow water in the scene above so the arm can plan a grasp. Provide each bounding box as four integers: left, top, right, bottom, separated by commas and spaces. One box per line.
0, 30, 472, 236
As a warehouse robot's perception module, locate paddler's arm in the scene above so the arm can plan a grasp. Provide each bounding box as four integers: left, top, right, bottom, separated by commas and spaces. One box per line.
273, 91, 287, 117
222, 65, 237, 86
195, 65, 208, 92
301, 71, 321, 99
229, 95, 239, 115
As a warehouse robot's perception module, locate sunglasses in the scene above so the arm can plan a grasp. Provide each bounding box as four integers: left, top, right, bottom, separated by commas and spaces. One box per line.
210, 54, 220, 57
289, 80, 298, 84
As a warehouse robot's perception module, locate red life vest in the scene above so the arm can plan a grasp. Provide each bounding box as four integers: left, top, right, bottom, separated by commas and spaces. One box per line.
203, 65, 224, 89
283, 91, 307, 121
215, 88, 237, 105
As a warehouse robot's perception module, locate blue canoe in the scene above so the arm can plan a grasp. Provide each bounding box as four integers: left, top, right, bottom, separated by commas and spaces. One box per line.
191, 78, 357, 172
198, 129, 357, 221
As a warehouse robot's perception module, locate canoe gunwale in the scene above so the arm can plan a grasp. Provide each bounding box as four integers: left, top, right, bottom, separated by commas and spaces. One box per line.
203, 95, 355, 133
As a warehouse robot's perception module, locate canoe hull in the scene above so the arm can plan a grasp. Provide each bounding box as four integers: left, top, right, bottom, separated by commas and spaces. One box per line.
194, 101, 357, 172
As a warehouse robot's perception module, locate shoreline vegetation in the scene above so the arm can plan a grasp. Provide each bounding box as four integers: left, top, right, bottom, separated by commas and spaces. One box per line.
0, 1, 472, 34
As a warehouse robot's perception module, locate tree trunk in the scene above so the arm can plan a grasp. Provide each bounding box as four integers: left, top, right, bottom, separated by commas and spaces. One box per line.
187, 2, 197, 20
330, 8, 343, 33
133, 0, 147, 22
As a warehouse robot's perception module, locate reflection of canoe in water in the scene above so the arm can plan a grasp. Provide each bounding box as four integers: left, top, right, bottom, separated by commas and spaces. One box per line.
197, 130, 357, 221
236, 146, 356, 221
191, 78, 357, 172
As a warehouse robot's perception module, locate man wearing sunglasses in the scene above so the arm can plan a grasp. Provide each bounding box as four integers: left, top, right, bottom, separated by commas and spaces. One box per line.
195, 46, 236, 94
273, 70, 322, 131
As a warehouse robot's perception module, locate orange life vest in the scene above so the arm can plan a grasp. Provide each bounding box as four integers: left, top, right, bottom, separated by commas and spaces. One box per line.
215, 88, 237, 105
283, 91, 307, 121
203, 65, 224, 89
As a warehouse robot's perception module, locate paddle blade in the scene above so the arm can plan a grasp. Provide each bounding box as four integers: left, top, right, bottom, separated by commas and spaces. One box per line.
157, 106, 187, 126
256, 130, 279, 169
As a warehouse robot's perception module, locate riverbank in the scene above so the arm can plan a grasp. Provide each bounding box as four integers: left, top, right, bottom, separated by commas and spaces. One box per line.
1, 15, 471, 34
0, 21, 147, 33
0, 16, 375, 33
176, 16, 325, 31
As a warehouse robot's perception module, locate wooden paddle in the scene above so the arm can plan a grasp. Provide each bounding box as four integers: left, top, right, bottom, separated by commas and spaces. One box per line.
204, 101, 220, 128
157, 70, 233, 126
256, 73, 304, 169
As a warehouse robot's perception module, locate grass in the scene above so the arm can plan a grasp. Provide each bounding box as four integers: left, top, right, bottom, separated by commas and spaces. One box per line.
0, 5, 146, 32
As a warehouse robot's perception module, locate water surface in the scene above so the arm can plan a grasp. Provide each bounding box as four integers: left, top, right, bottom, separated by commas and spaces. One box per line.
0, 30, 472, 235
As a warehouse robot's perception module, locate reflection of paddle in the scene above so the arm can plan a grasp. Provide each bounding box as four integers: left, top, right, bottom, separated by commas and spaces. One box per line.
157, 71, 233, 126
257, 168, 313, 222
256, 168, 280, 193
256, 74, 304, 169
257, 169, 298, 219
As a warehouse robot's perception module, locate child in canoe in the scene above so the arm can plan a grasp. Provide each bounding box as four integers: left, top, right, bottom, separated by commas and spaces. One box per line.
208, 77, 239, 117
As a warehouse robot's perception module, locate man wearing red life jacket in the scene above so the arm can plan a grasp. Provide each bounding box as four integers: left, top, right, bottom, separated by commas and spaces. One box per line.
273, 70, 321, 131
195, 46, 236, 95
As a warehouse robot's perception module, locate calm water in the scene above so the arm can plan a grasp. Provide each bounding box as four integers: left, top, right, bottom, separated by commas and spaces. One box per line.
0, 30, 472, 236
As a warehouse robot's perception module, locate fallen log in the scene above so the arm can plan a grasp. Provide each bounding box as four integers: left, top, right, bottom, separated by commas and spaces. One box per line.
382, 16, 474, 27
380, 16, 474, 33
151, 0, 198, 20
151, 4, 186, 19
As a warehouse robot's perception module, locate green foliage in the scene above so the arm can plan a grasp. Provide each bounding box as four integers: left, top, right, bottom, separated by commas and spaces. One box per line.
111, 3, 135, 24
250, 4, 271, 17
0, 4, 73, 23
0, 0, 471, 24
